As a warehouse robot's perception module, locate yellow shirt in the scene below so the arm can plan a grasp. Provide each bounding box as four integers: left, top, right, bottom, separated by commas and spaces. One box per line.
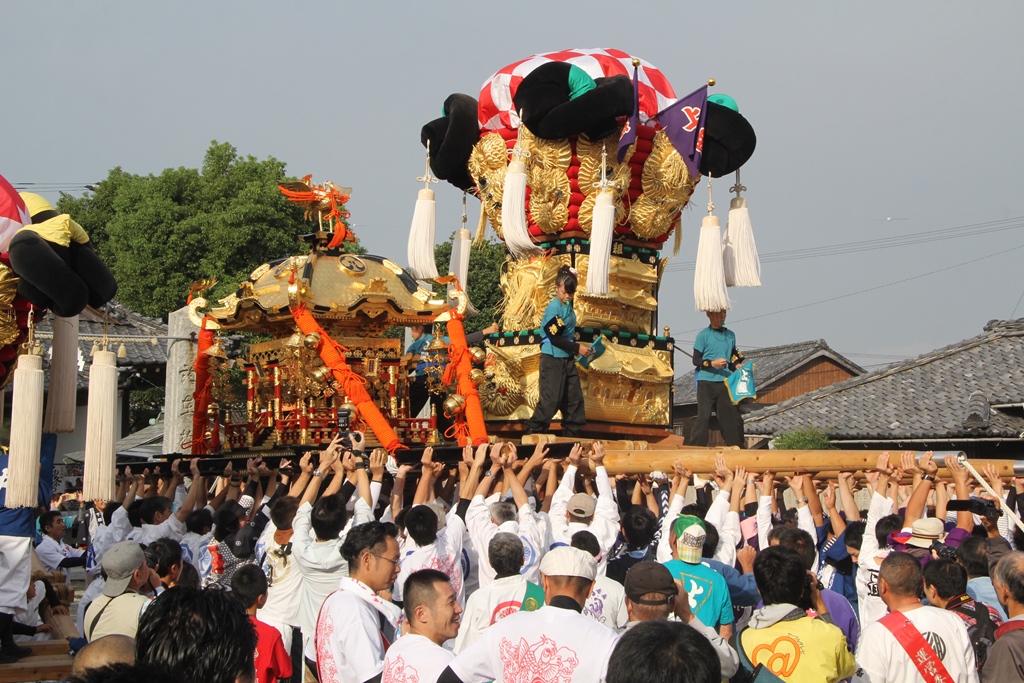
18, 214, 90, 247
740, 615, 856, 682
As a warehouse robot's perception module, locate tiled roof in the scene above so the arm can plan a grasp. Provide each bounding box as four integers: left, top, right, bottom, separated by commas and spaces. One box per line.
744, 320, 1024, 440
674, 339, 864, 405
32, 301, 169, 390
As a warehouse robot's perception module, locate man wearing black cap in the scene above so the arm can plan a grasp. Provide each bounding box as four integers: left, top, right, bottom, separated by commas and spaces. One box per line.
622, 562, 739, 679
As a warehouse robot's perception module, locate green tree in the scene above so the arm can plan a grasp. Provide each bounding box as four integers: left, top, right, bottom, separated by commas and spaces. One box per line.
771, 426, 835, 450
56, 141, 363, 318
433, 234, 507, 334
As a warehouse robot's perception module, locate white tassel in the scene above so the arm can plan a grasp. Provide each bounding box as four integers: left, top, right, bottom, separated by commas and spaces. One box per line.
83, 350, 118, 501
6, 354, 44, 508
42, 315, 79, 433
448, 227, 473, 307
724, 197, 761, 287
694, 214, 731, 312
407, 188, 439, 280
587, 191, 616, 295
500, 160, 540, 260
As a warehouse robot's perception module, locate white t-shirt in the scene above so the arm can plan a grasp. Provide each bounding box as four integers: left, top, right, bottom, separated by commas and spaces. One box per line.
853, 605, 978, 683
295, 498, 374, 660
449, 604, 620, 683
181, 530, 214, 567
466, 496, 543, 587
858, 492, 894, 630
394, 513, 466, 605
549, 466, 620, 575
135, 515, 186, 546
383, 633, 455, 683
314, 581, 399, 683
583, 575, 628, 629
36, 535, 84, 583
454, 574, 531, 654
257, 529, 303, 651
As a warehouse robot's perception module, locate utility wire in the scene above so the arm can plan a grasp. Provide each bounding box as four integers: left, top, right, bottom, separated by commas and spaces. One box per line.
680, 241, 1024, 334
665, 215, 1024, 272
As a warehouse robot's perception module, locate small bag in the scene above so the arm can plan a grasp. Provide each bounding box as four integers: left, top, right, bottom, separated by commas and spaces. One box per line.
726, 363, 756, 404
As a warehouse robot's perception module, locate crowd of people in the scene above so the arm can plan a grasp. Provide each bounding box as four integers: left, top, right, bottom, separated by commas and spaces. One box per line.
7, 435, 1024, 683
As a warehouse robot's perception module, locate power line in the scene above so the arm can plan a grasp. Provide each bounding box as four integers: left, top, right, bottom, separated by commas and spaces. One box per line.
680, 241, 1024, 334
664, 215, 1024, 272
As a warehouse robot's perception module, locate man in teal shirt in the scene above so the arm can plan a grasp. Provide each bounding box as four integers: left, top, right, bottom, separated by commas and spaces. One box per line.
689, 310, 745, 447
525, 266, 592, 436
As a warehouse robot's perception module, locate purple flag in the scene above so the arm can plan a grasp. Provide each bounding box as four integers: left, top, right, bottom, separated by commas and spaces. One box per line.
616, 62, 640, 163
655, 85, 708, 179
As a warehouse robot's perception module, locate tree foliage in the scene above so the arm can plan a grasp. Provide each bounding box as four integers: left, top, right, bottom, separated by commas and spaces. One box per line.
56, 141, 343, 318
433, 234, 507, 334
771, 426, 835, 450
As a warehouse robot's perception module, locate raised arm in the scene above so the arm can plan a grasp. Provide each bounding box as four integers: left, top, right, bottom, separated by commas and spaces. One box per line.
824, 481, 847, 537
174, 460, 203, 523
900, 451, 936, 527
837, 471, 861, 523
413, 447, 439, 505
518, 442, 549, 486
945, 455, 974, 533
499, 444, 531, 511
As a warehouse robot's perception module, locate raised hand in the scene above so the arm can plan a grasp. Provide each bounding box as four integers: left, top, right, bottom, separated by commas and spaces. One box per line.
369, 450, 386, 479
824, 481, 837, 509
590, 441, 606, 466
568, 443, 583, 467
299, 452, 313, 475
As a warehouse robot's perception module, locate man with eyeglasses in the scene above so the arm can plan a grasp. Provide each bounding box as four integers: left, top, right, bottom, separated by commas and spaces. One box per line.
312, 521, 404, 683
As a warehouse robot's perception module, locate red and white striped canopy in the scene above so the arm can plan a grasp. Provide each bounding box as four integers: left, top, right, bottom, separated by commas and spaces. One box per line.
478, 48, 677, 131
0, 174, 28, 254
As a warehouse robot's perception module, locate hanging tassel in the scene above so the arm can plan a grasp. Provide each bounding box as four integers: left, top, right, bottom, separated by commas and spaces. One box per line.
449, 194, 473, 306
117, 343, 128, 359
724, 169, 761, 287
672, 222, 683, 258
42, 315, 79, 434
407, 143, 440, 281
83, 350, 118, 501
473, 198, 488, 246
7, 352, 44, 508
501, 116, 541, 260
588, 191, 616, 295
586, 145, 616, 296
694, 178, 730, 312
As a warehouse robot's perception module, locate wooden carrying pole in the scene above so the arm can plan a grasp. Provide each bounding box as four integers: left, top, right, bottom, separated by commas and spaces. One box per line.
565, 449, 1024, 478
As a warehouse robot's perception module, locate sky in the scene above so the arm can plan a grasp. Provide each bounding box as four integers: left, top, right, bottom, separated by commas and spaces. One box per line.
5, 1, 1024, 373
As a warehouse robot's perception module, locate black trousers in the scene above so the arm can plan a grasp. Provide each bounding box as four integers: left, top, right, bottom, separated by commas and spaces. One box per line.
689, 380, 745, 447
525, 354, 586, 435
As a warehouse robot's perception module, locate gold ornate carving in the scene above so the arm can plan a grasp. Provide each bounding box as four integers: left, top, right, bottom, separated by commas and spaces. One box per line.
468, 133, 510, 237
576, 133, 630, 234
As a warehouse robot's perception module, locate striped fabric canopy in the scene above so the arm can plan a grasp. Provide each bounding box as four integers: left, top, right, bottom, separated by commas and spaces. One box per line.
478, 48, 677, 131
0, 174, 28, 254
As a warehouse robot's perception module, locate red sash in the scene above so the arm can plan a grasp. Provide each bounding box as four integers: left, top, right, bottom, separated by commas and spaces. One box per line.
995, 619, 1024, 639
879, 611, 953, 683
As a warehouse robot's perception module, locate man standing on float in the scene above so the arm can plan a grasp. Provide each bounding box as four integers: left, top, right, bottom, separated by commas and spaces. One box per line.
689, 310, 744, 447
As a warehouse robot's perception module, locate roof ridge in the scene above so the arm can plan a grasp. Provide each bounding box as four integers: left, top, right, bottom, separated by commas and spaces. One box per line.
746, 325, 1010, 423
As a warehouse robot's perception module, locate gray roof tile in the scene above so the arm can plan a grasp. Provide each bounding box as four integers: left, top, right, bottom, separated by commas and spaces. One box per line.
744, 319, 1024, 440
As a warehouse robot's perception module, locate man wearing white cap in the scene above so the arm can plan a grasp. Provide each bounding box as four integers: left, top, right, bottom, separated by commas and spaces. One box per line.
549, 442, 619, 573
83, 541, 161, 641
438, 546, 619, 683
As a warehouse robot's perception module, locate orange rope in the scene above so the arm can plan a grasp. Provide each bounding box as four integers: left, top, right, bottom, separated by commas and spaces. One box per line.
190, 318, 215, 455
444, 414, 471, 445
290, 304, 403, 453
443, 297, 488, 446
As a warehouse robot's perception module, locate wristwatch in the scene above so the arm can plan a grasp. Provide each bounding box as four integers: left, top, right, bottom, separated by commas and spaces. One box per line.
797, 497, 809, 504
484, 470, 496, 478
313, 469, 324, 478
921, 474, 936, 482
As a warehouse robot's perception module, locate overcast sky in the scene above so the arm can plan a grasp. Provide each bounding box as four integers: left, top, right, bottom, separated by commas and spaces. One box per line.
5, 1, 1023, 372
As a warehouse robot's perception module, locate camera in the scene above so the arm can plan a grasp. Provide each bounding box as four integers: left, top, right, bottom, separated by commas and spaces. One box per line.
947, 498, 1002, 520
930, 539, 957, 560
